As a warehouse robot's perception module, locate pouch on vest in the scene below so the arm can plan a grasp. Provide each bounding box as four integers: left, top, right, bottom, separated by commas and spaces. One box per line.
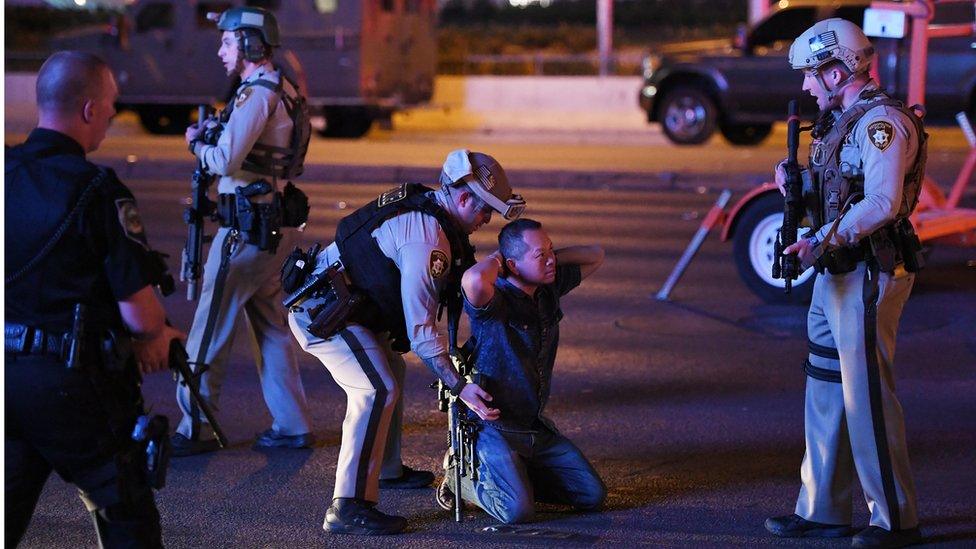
280, 243, 320, 295
281, 181, 309, 228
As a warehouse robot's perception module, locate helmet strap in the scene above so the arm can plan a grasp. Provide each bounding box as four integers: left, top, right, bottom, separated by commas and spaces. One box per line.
815, 67, 857, 104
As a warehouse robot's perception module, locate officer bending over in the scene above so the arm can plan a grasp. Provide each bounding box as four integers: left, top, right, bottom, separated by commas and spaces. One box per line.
287, 150, 525, 534
438, 218, 607, 523
175, 6, 314, 455
5, 51, 184, 548
765, 18, 926, 548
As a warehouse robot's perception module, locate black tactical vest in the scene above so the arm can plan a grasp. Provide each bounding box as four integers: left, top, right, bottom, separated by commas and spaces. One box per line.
335, 183, 475, 353
807, 89, 927, 230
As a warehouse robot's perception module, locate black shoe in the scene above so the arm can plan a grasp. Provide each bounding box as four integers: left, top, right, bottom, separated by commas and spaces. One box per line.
170, 434, 220, 457
852, 526, 922, 548
254, 428, 314, 449
765, 514, 853, 538
436, 475, 459, 512
379, 465, 434, 489
323, 498, 407, 535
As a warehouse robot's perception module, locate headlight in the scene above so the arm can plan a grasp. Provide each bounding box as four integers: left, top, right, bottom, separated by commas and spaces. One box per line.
642, 54, 662, 80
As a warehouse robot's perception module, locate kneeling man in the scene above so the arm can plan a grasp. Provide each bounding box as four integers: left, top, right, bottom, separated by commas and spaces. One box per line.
439, 218, 606, 523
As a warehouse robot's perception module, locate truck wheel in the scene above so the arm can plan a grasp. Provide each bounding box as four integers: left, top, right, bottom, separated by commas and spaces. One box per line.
137, 106, 192, 135
732, 192, 816, 303
660, 86, 717, 145
319, 107, 373, 139
720, 123, 772, 146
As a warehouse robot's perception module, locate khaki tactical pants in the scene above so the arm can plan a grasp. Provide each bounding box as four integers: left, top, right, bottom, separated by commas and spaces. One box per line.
288, 318, 407, 503
176, 227, 312, 440
795, 260, 918, 531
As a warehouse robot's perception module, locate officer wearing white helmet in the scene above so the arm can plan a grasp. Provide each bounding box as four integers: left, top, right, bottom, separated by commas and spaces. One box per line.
286, 150, 525, 534
765, 18, 926, 548
175, 6, 314, 455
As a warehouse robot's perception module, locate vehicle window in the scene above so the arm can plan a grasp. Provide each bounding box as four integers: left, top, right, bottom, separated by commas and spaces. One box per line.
245, 0, 281, 9
135, 3, 174, 33
315, 0, 338, 13
834, 7, 867, 26
749, 7, 816, 48
933, 3, 975, 25
196, 2, 232, 28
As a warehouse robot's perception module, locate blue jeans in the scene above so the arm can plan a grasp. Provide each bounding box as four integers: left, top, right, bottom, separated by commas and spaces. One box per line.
455, 425, 606, 524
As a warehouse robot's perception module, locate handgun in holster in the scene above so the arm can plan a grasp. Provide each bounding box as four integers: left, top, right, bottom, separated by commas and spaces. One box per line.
284, 261, 363, 340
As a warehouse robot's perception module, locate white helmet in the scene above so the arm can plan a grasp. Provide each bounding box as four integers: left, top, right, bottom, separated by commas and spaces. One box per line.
789, 18, 874, 75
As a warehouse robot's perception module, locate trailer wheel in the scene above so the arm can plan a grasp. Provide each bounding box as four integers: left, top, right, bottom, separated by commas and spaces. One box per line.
732, 192, 816, 303
319, 107, 373, 139
137, 105, 192, 135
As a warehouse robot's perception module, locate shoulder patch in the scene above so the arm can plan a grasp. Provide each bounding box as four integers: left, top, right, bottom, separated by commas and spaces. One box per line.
115, 198, 149, 249
429, 249, 449, 279
235, 86, 255, 108
867, 120, 895, 152
378, 184, 408, 208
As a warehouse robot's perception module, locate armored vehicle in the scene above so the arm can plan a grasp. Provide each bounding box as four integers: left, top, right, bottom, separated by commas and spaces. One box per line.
52, 0, 437, 138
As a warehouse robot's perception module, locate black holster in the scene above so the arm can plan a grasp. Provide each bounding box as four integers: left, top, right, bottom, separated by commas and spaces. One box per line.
302, 264, 364, 340
816, 242, 868, 275
216, 180, 283, 253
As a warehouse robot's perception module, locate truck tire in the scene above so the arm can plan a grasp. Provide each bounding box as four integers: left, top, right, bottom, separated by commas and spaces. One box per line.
319, 106, 373, 139
720, 123, 772, 146
732, 192, 816, 303
659, 86, 717, 145
137, 105, 192, 135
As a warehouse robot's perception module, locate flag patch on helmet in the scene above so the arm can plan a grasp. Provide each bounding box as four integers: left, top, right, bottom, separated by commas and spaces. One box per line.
867, 121, 894, 151
429, 250, 449, 279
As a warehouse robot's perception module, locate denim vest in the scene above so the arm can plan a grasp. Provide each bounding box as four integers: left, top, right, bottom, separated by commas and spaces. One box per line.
464, 264, 581, 432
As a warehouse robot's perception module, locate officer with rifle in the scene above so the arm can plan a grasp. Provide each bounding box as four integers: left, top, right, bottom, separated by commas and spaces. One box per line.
175, 6, 314, 456
285, 149, 524, 534
5, 51, 185, 548
766, 19, 927, 548
438, 218, 606, 524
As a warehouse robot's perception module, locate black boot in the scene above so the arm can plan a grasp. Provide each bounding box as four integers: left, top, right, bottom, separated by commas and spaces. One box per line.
764, 514, 853, 538
323, 498, 407, 535
852, 526, 922, 548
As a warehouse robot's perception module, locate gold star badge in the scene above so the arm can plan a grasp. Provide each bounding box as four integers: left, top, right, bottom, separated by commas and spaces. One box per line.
429, 250, 449, 279
867, 121, 894, 152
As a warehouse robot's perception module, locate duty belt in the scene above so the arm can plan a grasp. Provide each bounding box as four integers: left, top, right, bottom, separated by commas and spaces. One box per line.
216, 193, 240, 228
5, 324, 72, 360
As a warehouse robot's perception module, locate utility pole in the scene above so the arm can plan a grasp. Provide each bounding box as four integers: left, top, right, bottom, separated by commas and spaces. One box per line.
597, 0, 613, 76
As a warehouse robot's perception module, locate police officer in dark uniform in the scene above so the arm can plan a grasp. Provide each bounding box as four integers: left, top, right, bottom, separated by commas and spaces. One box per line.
5, 51, 184, 548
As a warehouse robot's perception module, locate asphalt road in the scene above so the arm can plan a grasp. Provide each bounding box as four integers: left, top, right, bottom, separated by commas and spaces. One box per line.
15, 168, 976, 547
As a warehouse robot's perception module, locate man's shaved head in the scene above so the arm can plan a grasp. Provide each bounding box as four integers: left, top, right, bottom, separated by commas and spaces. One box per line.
36, 51, 111, 115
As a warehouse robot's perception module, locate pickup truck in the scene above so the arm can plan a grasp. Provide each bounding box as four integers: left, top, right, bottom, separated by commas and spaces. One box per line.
638, 0, 976, 145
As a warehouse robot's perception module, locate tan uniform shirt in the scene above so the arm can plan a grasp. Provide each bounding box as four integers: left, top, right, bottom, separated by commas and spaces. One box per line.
314, 191, 454, 359
815, 83, 919, 247
194, 64, 292, 195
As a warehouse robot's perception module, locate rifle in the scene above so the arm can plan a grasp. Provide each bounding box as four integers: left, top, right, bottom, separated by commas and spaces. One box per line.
181, 105, 217, 301
168, 339, 228, 448
772, 100, 803, 293
435, 296, 478, 522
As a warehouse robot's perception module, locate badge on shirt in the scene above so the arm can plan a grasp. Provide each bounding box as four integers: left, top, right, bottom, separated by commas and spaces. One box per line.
867, 121, 895, 152
429, 250, 449, 279
235, 86, 254, 109
115, 198, 149, 248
